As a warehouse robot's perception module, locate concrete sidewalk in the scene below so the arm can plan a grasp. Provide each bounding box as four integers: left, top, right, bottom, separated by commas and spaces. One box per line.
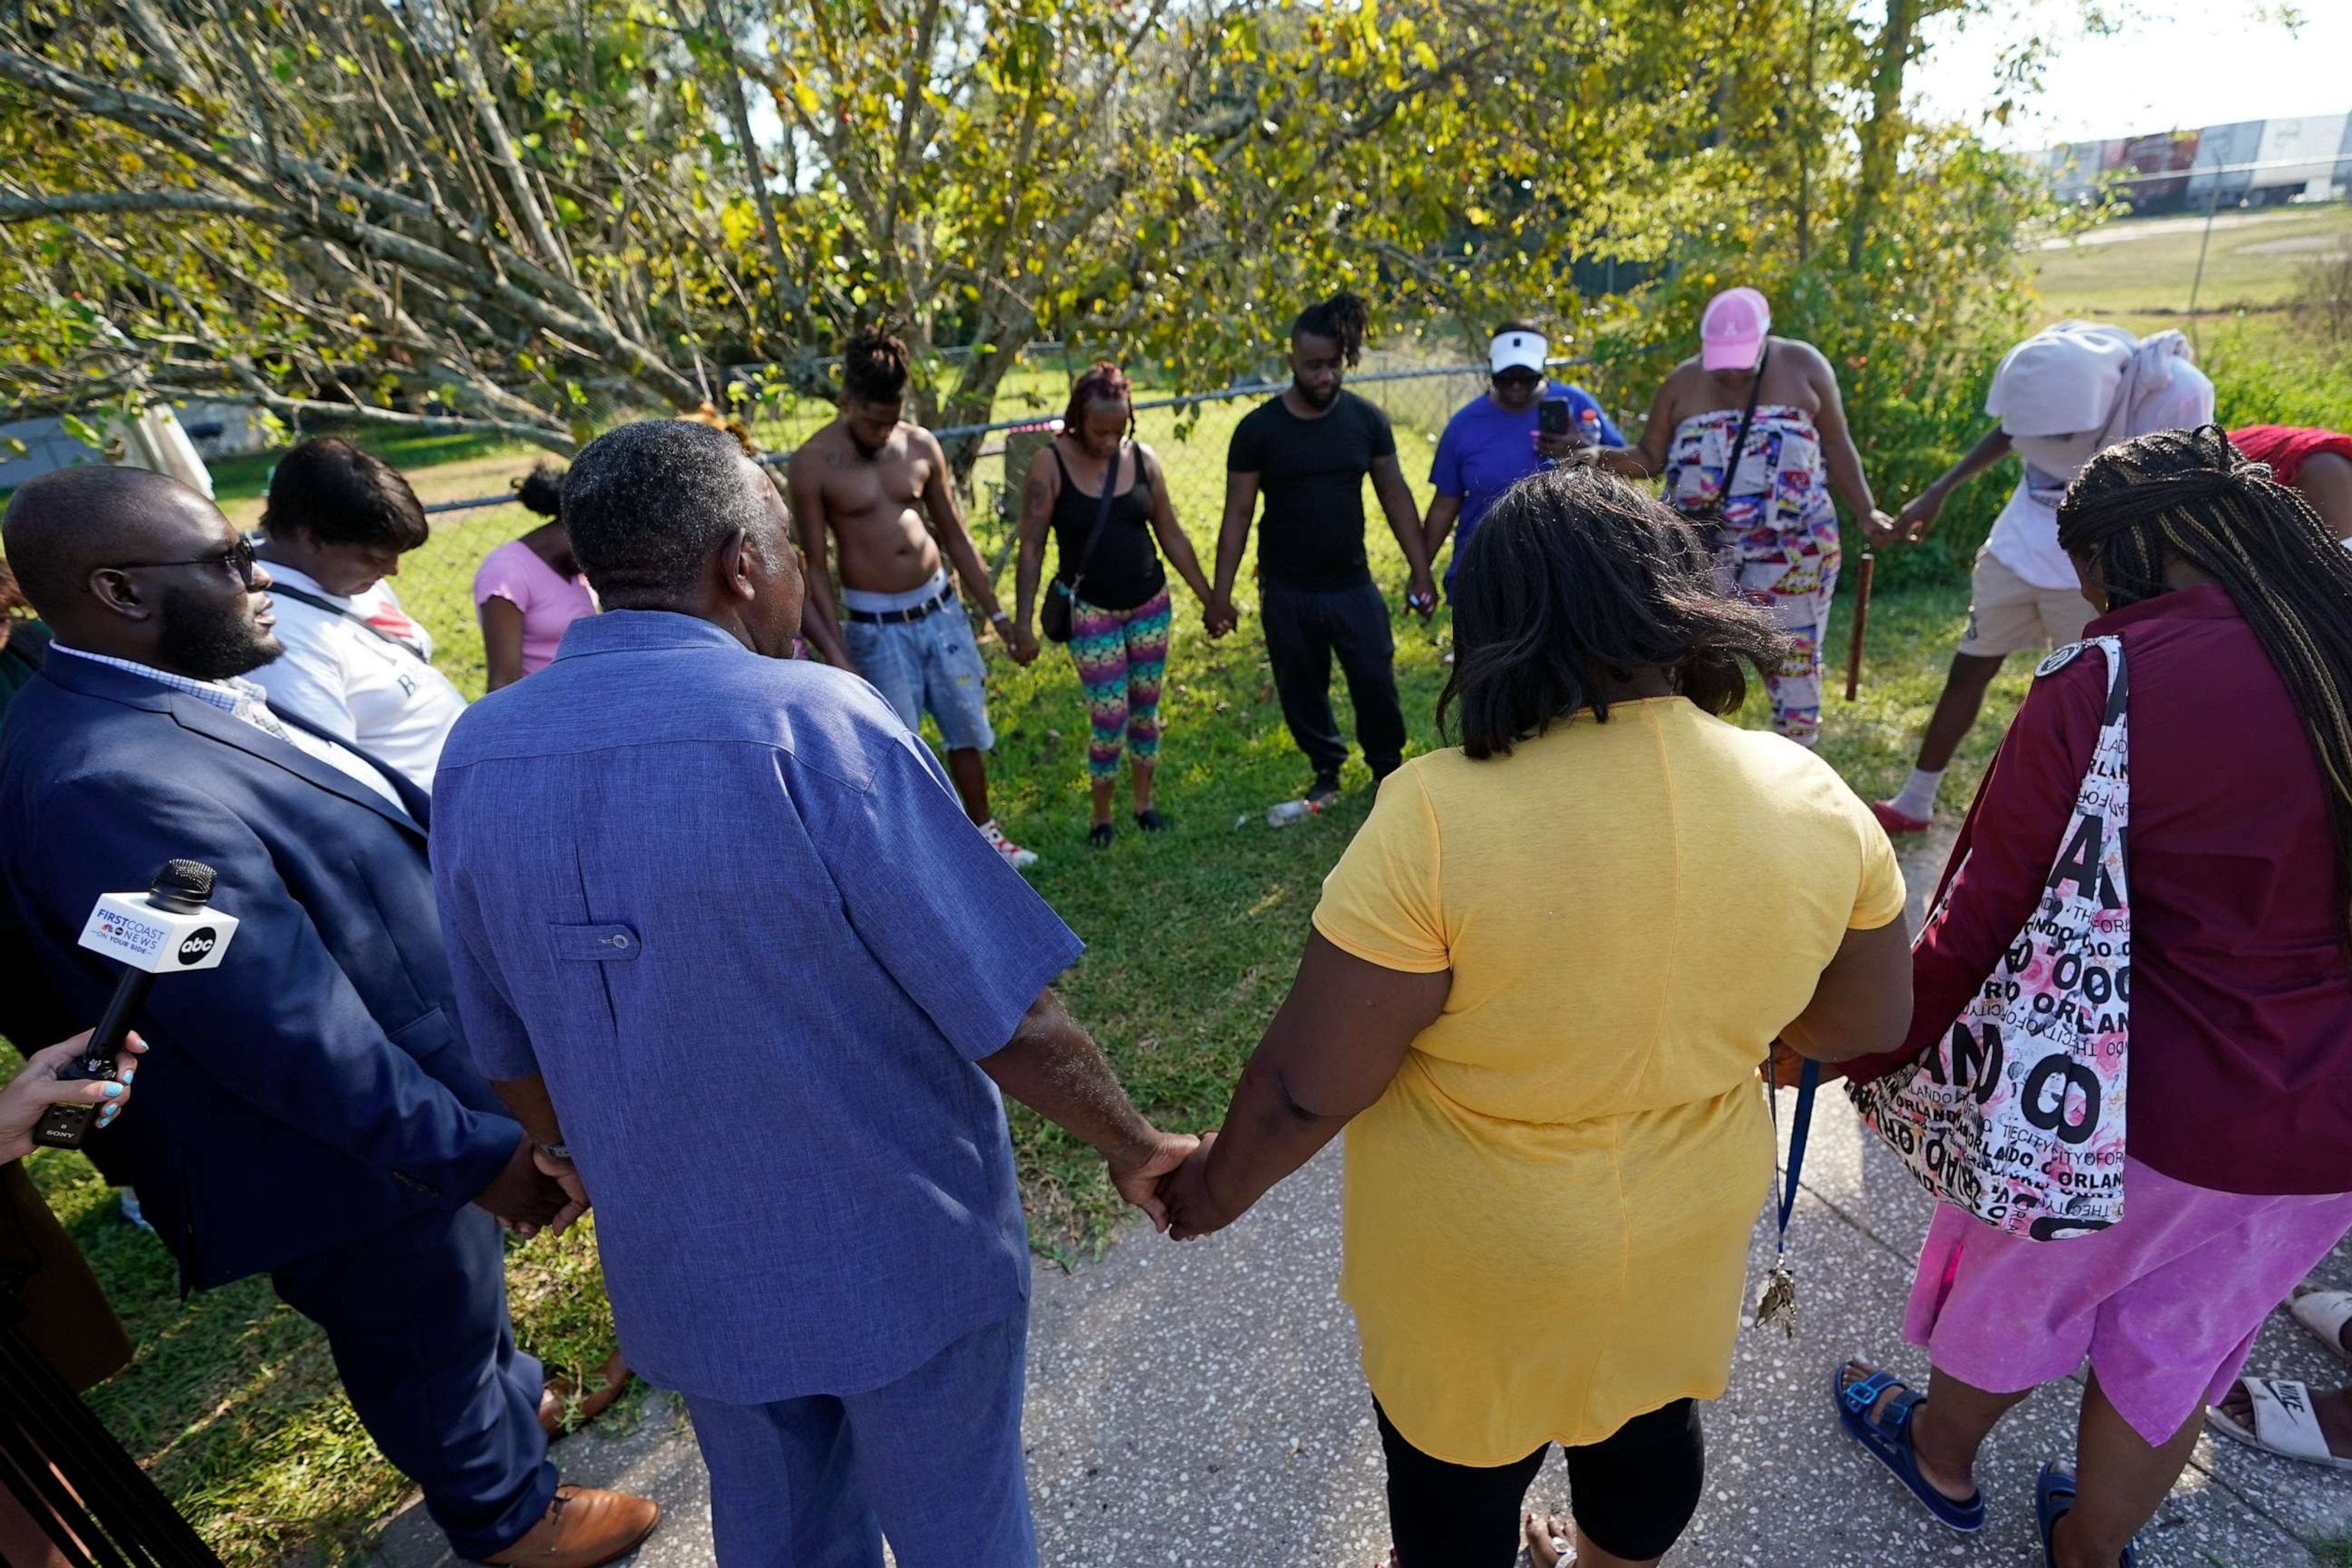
363, 829, 2352, 1567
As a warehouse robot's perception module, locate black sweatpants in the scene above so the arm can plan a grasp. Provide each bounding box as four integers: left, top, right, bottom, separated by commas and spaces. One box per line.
1259, 579, 1406, 782
1376, 1398, 1704, 1566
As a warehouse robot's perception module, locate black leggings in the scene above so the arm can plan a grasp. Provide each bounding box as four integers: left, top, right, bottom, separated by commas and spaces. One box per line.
1376, 1398, 1704, 1566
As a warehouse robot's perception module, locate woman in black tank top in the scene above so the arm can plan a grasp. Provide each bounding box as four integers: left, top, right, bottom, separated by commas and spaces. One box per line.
1013, 362, 1217, 848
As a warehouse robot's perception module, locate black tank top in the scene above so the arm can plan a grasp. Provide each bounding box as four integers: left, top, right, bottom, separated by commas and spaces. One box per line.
1049, 445, 1165, 612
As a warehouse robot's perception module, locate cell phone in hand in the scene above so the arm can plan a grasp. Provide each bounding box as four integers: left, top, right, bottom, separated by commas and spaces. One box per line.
1538, 397, 1573, 438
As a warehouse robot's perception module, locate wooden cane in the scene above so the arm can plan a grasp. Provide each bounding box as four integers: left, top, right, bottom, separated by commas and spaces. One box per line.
1844, 550, 1875, 701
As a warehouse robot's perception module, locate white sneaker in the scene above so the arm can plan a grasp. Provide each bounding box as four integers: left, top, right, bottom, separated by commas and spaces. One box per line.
980, 820, 1039, 870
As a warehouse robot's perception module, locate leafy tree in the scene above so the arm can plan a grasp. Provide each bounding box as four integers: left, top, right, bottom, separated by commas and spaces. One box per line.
0, 0, 745, 452
0, 0, 2066, 469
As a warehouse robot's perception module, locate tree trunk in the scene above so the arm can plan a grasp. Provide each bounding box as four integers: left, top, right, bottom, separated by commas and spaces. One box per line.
706, 0, 799, 348
1846, 0, 1919, 272
933, 324, 1042, 509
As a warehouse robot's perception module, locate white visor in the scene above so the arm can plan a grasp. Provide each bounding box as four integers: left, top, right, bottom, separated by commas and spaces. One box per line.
1489, 331, 1547, 376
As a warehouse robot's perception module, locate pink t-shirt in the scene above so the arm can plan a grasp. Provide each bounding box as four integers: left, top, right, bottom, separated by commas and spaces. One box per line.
472, 538, 596, 678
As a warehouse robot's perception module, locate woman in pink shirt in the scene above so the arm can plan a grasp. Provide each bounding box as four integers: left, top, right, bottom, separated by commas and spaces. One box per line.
474, 464, 596, 690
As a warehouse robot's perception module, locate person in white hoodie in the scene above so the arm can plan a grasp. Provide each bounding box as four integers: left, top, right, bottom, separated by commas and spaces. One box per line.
248, 436, 468, 790
1867, 323, 2213, 835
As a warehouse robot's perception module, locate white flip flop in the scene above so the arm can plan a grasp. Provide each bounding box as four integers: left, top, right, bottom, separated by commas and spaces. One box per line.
2207, 1378, 2352, 1472
2288, 1288, 2352, 1367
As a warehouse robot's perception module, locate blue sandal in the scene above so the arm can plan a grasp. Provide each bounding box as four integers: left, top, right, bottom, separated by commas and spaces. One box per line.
2037, 1463, 2138, 1568
1834, 1365, 1987, 1531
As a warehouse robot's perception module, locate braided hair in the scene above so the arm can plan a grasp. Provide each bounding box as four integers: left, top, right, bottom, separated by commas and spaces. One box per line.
1292, 289, 1370, 366
1062, 361, 1136, 441
841, 326, 913, 404
2057, 423, 2352, 933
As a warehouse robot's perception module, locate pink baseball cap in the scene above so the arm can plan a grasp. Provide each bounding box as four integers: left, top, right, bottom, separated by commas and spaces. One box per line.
1700, 287, 1771, 372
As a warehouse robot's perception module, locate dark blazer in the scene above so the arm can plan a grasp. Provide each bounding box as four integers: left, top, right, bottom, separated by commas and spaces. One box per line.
0, 652, 517, 1290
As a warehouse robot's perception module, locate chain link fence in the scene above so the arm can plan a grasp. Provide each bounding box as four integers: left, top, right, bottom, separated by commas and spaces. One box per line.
388, 354, 1534, 696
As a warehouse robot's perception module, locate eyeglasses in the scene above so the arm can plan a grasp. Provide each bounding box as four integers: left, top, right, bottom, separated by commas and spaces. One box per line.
100, 538, 259, 589
1492, 369, 1542, 387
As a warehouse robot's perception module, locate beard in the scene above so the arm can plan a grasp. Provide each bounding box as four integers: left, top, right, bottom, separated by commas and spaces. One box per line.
1294, 377, 1339, 410
156, 583, 281, 681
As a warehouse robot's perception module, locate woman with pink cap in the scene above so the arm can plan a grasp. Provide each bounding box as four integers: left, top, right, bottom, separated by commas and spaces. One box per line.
1590, 287, 1890, 746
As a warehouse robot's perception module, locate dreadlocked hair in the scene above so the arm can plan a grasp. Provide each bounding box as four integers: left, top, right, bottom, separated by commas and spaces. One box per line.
1062, 361, 1136, 439
2058, 423, 2352, 936
1292, 289, 1370, 366
841, 326, 913, 403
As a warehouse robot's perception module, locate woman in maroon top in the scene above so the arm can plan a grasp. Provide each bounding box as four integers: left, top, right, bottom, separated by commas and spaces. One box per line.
1831, 426, 2352, 1568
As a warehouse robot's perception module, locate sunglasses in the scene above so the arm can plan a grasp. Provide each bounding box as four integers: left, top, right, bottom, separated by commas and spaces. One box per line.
100, 537, 260, 589
1492, 368, 1542, 387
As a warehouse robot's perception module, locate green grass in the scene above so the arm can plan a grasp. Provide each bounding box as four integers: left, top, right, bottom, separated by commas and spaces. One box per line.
2030, 201, 2352, 334
15, 387, 2028, 1558
11, 223, 2343, 1564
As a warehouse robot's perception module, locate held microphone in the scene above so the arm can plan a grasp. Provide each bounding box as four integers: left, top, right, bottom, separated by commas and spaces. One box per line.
32, 859, 237, 1151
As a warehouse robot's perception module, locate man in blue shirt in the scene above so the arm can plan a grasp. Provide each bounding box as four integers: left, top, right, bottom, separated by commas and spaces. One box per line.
430, 420, 1195, 1568
1422, 322, 1624, 597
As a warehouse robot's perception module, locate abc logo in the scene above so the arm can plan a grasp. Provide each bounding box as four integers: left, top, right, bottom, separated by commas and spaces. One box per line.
177, 926, 218, 965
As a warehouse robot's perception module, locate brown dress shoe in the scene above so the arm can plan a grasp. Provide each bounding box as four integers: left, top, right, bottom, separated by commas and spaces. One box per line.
537, 1351, 634, 1438
481, 1485, 659, 1568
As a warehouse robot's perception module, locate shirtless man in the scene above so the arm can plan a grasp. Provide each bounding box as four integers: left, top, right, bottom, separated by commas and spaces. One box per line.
789, 327, 1039, 869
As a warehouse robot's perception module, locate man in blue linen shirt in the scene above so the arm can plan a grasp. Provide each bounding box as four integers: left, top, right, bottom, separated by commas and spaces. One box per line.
430, 420, 1194, 1568
1421, 322, 1624, 597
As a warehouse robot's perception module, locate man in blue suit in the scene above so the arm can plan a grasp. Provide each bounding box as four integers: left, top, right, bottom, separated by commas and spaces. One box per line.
0, 465, 657, 1568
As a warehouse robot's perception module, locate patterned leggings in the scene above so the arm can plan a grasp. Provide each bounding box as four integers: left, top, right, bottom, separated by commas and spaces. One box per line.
1070, 587, 1172, 780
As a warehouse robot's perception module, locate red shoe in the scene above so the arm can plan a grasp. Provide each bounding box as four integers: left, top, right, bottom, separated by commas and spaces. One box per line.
1870, 799, 1931, 835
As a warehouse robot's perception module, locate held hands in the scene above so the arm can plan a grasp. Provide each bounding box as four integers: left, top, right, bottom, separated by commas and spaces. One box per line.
1158, 1132, 1235, 1242
1105, 1126, 1200, 1233
1008, 622, 1040, 667
534, 1147, 592, 1237
1872, 489, 1942, 546
1404, 570, 1438, 621
1763, 1039, 1849, 1090
0, 1029, 146, 1163
476, 1132, 577, 1240
1204, 594, 1240, 639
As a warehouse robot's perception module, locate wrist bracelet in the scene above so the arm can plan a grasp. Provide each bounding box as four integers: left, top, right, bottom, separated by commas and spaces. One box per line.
536, 1142, 572, 1161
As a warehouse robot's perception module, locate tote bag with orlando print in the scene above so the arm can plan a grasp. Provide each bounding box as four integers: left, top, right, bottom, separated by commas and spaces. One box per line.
1850, 636, 2131, 1242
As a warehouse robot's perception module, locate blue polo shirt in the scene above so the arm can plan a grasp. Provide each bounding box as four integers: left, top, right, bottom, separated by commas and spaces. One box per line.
1429, 383, 1623, 588
431, 610, 1083, 1403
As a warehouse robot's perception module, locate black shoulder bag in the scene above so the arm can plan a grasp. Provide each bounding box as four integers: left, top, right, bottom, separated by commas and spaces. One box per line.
1679, 341, 1772, 546
1041, 443, 1125, 645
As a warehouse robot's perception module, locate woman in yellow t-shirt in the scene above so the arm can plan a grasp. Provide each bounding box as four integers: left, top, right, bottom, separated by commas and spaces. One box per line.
1162, 469, 1913, 1568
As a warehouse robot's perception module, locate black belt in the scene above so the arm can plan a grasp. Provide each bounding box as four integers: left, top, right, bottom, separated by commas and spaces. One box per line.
844, 586, 955, 625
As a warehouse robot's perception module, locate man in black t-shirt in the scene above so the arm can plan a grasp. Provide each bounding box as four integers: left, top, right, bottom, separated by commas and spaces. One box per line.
1210, 290, 1437, 803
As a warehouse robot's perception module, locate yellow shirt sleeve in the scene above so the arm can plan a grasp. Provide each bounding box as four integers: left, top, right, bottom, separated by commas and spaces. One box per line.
1312, 766, 1451, 973
1845, 786, 1908, 930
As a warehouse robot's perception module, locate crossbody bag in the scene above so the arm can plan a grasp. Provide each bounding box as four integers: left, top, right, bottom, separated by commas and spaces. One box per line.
1041, 442, 1126, 645
1677, 342, 1772, 543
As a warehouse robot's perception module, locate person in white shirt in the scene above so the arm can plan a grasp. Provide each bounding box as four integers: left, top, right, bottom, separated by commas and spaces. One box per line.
248, 438, 469, 789
1864, 322, 2214, 833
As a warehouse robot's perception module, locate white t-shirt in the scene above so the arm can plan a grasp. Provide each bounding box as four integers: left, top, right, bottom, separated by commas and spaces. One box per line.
249, 564, 468, 789
1984, 361, 2216, 590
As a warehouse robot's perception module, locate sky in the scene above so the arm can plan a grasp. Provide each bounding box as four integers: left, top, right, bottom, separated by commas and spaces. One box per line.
1913, 1, 2352, 150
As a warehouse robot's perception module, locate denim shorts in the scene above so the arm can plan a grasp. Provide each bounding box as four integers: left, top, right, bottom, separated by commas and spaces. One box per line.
842, 603, 996, 753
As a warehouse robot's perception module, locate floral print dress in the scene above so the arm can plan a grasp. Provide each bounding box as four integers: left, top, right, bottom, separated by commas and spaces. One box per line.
1664, 406, 1842, 746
